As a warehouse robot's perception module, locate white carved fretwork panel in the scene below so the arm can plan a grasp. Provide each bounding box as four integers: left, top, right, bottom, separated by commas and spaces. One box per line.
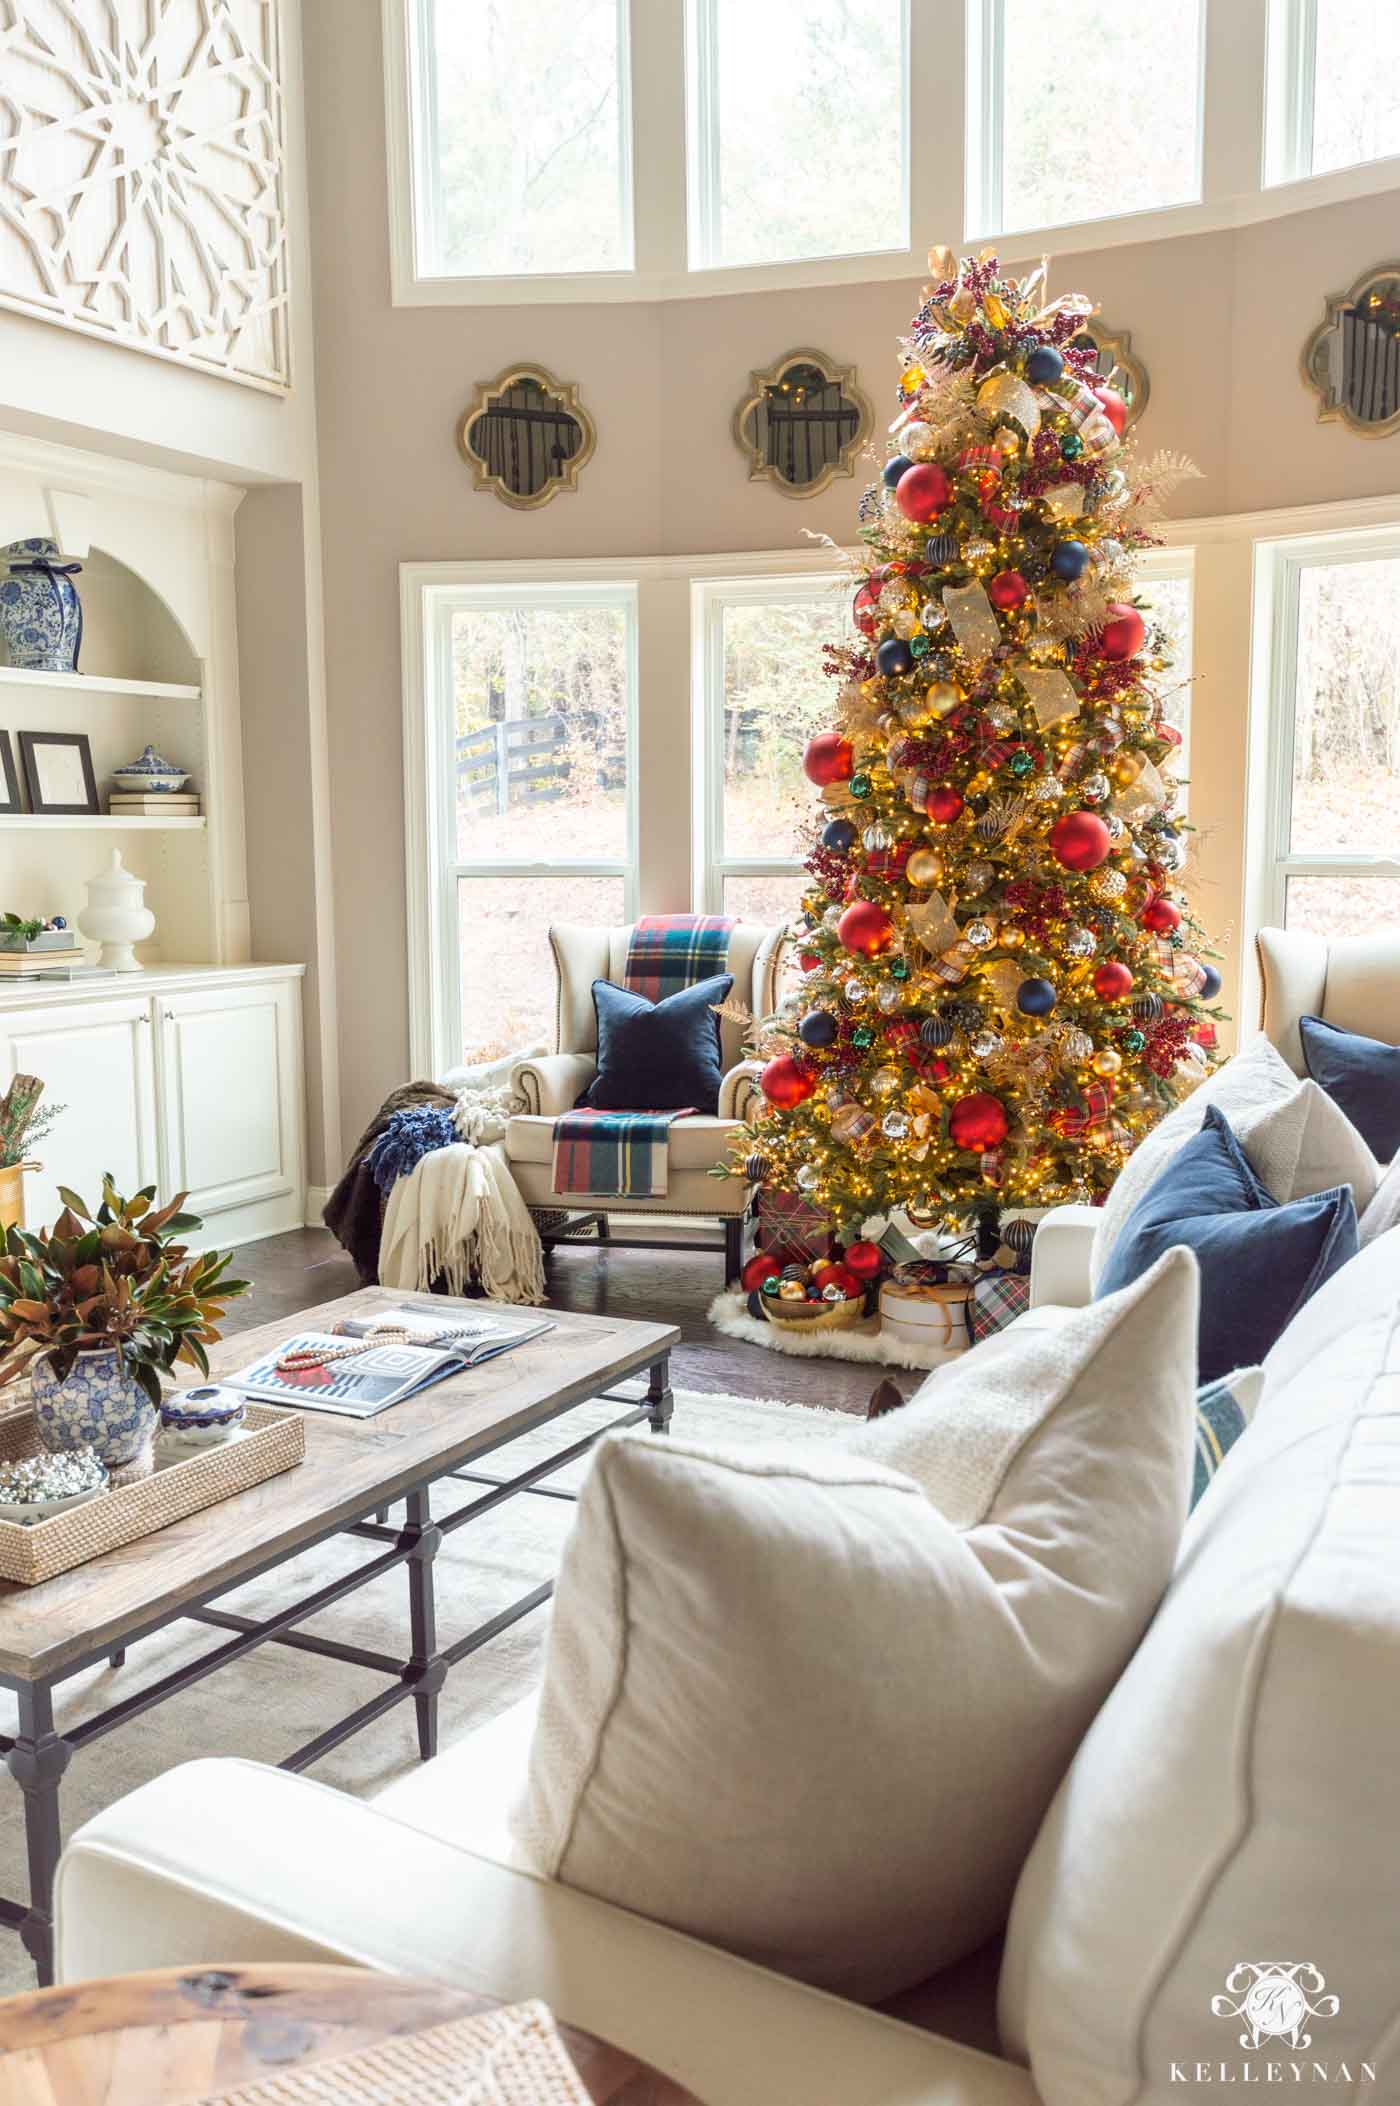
0, 0, 290, 391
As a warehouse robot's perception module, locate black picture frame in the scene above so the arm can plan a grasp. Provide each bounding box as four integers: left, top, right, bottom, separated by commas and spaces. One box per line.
18, 731, 99, 816
0, 734, 20, 816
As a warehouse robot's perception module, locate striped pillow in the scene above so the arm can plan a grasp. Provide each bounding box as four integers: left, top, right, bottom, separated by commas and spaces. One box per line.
1192, 1366, 1264, 1510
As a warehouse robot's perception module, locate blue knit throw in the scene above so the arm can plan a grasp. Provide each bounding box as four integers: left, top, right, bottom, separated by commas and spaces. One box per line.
367, 1105, 458, 1193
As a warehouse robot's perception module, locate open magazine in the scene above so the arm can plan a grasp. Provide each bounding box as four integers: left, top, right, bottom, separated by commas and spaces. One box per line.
229, 1302, 554, 1419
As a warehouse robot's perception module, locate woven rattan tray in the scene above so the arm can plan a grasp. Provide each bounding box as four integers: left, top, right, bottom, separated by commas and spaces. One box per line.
0, 1404, 304, 1586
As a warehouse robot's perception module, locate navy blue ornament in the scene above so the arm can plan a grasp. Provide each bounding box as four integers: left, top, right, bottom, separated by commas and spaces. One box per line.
798, 1008, 838, 1048
821, 817, 857, 853
1131, 992, 1164, 1024
883, 454, 914, 488
1025, 344, 1064, 386
919, 1014, 954, 1048
746, 1290, 768, 1320
1016, 977, 1058, 1017
1198, 963, 1222, 1001
877, 636, 915, 678
1051, 539, 1089, 581
924, 534, 959, 564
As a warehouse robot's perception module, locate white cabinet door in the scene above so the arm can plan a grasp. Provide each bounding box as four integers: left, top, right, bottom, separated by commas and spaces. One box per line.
0, 1000, 158, 1230
155, 979, 303, 1227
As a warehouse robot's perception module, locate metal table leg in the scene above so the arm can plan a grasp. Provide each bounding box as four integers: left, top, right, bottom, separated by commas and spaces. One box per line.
402, 1488, 445, 1762
7, 1683, 71, 1987
646, 1354, 673, 1435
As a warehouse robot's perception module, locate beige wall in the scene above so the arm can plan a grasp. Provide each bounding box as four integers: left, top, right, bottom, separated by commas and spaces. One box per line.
303, 0, 1400, 1153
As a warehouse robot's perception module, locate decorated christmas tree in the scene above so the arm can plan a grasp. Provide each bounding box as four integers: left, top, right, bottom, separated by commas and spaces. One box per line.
739, 249, 1221, 1252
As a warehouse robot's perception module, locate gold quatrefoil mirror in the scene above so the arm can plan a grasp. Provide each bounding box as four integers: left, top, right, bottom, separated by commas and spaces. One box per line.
458, 366, 597, 508
1068, 324, 1149, 431
1303, 264, 1400, 436
733, 349, 873, 497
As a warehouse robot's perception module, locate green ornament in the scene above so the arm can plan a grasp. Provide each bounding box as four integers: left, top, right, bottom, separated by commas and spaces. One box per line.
1122, 1028, 1147, 1053
849, 772, 873, 799
761, 1274, 782, 1297
1008, 749, 1034, 777
890, 958, 911, 981
1060, 432, 1083, 460
851, 1024, 876, 1047
909, 633, 930, 658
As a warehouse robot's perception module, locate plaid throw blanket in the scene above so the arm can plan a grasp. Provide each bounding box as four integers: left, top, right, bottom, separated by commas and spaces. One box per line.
624, 913, 734, 1003
550, 914, 736, 1200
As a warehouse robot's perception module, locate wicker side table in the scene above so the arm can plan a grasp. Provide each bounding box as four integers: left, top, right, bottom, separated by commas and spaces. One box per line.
0, 1962, 702, 2104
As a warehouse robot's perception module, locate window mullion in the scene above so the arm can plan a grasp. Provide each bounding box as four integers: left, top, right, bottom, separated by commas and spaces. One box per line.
964, 0, 1004, 239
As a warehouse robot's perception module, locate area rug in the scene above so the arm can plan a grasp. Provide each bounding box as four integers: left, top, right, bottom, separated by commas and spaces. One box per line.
0, 1385, 849, 1996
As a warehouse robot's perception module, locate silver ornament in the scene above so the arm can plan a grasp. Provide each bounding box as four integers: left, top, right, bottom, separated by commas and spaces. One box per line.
1065, 926, 1096, 957
881, 1111, 910, 1139
965, 919, 995, 948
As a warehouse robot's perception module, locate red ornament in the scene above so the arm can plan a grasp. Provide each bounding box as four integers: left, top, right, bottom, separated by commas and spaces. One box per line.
1193, 1021, 1218, 1050
803, 731, 855, 787
988, 569, 1030, 611
883, 1017, 919, 1047
1155, 721, 1183, 749
911, 1049, 951, 1083
843, 1240, 885, 1280
798, 950, 822, 974
1050, 810, 1112, 872
926, 784, 965, 825
894, 462, 952, 524
1092, 386, 1128, 437
1093, 960, 1135, 1001
1100, 603, 1146, 663
837, 899, 895, 957
741, 1252, 783, 1294
1140, 894, 1181, 934
852, 578, 882, 637
760, 1055, 815, 1109
812, 1261, 862, 1299
949, 1093, 1010, 1151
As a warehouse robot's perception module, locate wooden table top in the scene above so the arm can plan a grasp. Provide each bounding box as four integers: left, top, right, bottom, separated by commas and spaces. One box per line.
0, 1289, 678, 1683
0, 1963, 702, 2104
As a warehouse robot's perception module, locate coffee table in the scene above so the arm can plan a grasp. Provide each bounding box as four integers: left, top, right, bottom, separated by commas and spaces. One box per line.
0, 1289, 678, 1987
0, 1962, 703, 2102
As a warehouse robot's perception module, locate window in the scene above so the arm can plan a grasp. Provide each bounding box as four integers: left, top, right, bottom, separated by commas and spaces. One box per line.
425, 583, 637, 1063
408, 0, 632, 278
695, 573, 849, 916
1267, 0, 1400, 183
967, 0, 1204, 236
686, 0, 909, 269
1136, 556, 1195, 805
1260, 534, 1400, 940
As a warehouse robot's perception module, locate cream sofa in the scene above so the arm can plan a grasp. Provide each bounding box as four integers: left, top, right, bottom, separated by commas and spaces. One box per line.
506, 920, 782, 1274
55, 1225, 1400, 2103
1028, 923, 1400, 1309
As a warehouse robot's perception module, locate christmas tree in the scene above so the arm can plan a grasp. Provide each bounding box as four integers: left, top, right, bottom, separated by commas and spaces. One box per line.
739, 249, 1221, 1249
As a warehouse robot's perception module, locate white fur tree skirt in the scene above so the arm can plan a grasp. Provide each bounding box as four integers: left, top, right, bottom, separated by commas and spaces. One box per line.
708, 1289, 959, 1370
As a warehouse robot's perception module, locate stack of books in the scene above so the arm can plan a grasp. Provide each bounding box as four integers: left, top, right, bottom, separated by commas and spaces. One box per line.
108, 790, 201, 818
0, 943, 86, 978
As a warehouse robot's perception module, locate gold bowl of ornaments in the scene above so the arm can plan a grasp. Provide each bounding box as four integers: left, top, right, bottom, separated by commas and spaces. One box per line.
759, 1259, 868, 1333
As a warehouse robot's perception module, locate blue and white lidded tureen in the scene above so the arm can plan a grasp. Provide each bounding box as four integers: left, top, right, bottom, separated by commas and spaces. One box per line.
111, 745, 189, 793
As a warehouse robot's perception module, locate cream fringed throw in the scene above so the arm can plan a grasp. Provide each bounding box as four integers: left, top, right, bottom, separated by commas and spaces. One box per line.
378, 1052, 547, 1305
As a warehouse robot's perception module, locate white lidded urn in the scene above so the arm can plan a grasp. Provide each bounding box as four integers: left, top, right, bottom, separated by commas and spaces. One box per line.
77, 850, 155, 972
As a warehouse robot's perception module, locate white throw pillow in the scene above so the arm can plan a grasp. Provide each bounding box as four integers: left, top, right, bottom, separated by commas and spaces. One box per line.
1088, 1037, 1376, 1290
999, 1226, 1400, 2102
1359, 1148, 1400, 1244
515, 1250, 1199, 2002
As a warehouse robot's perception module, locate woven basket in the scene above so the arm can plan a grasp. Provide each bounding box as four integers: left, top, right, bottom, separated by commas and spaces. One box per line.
0, 1403, 304, 1585
762, 1293, 867, 1336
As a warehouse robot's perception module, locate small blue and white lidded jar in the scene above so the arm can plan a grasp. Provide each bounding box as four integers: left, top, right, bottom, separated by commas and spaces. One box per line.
0, 538, 83, 673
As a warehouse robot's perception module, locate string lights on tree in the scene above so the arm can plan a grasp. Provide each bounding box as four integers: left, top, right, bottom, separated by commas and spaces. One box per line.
737, 248, 1222, 1248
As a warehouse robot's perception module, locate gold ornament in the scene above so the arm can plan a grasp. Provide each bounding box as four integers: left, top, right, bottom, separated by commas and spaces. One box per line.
1113, 751, 1146, 786
1092, 1048, 1123, 1078
870, 1064, 903, 1099
925, 679, 961, 720
896, 688, 935, 730
906, 848, 944, 887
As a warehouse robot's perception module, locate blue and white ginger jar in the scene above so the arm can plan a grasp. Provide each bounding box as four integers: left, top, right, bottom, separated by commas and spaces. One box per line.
0, 538, 83, 673
31, 1347, 157, 1467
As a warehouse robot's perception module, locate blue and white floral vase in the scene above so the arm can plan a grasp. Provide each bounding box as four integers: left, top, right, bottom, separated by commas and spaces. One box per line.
30, 1348, 156, 1469
0, 538, 83, 673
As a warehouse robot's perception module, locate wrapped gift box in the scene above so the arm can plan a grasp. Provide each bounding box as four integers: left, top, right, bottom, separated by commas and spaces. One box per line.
755, 1187, 834, 1267
972, 1267, 1031, 1342
879, 1275, 973, 1362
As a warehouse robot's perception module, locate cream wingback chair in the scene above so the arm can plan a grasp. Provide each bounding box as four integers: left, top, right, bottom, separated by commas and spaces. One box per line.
506, 920, 785, 1275
1256, 923, 1400, 1071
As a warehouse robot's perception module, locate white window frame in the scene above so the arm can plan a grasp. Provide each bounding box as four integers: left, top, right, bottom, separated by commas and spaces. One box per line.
965, 0, 1209, 241
1136, 544, 1198, 804
1250, 521, 1400, 931
402, 571, 640, 1076
1264, 0, 1400, 185
691, 568, 846, 915
684, 0, 911, 273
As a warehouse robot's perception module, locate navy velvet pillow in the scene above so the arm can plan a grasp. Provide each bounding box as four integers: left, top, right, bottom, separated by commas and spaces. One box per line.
579, 973, 733, 1113
1300, 1014, 1400, 1161
1095, 1104, 1358, 1382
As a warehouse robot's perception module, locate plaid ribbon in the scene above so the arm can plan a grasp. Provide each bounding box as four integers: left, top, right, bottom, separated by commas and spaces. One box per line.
552, 1107, 693, 1199
625, 915, 734, 1004
972, 1269, 1031, 1342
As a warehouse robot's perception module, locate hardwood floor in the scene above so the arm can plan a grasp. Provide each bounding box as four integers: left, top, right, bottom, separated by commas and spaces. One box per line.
223, 1227, 914, 1417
